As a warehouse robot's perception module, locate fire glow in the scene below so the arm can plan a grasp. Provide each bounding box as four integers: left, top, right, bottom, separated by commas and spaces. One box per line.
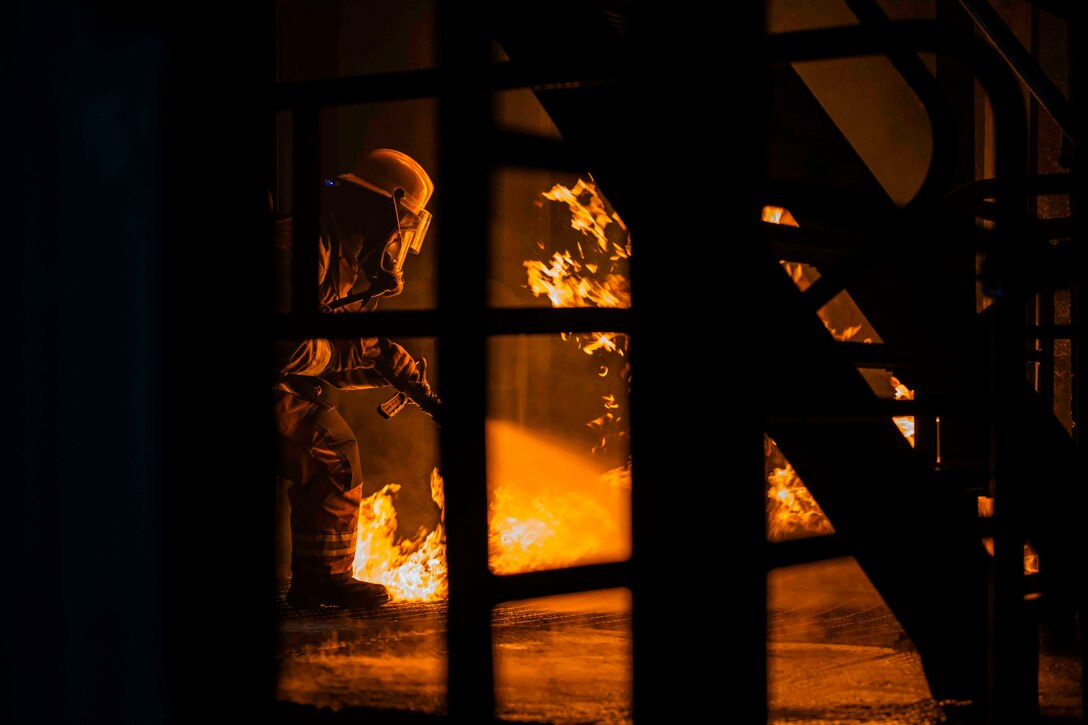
353, 469, 447, 602
487, 421, 631, 575
764, 205, 917, 538
891, 376, 915, 448
766, 435, 835, 542
350, 429, 633, 602
762, 205, 1038, 581
525, 178, 632, 357
501, 176, 633, 573
978, 495, 1040, 576
349, 178, 634, 600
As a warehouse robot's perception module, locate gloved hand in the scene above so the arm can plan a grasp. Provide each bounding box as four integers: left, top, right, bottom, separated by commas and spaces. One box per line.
377, 338, 420, 384
376, 340, 443, 425
406, 356, 443, 425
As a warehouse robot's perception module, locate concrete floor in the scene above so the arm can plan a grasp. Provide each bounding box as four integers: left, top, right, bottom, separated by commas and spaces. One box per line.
274, 557, 1084, 724
275, 589, 631, 723
768, 558, 1083, 724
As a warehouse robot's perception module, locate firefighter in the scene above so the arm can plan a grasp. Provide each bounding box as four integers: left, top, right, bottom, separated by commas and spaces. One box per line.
273, 148, 441, 609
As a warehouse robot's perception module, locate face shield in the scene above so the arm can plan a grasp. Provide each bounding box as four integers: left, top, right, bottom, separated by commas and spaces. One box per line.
381, 187, 433, 275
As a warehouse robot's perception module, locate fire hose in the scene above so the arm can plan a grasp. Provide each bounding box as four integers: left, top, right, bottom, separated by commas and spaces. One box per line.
377, 385, 441, 425
375, 356, 442, 426
378, 390, 412, 419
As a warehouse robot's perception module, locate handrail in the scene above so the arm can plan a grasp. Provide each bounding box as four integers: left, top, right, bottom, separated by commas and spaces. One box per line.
768, 19, 1033, 721
766, 20, 1028, 302
958, 0, 1078, 146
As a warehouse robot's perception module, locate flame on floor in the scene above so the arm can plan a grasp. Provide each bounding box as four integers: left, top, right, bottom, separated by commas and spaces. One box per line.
352, 420, 631, 601
487, 419, 631, 575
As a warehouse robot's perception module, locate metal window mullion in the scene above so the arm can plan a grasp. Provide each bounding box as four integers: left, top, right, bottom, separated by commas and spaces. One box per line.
1026, 12, 1056, 416
272, 64, 618, 112
436, 9, 494, 721
272, 309, 439, 340
1066, 8, 1086, 713
1035, 295, 1056, 410
981, 28, 1034, 724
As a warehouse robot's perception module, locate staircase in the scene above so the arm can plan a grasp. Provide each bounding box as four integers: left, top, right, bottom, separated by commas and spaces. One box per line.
489, 0, 1083, 720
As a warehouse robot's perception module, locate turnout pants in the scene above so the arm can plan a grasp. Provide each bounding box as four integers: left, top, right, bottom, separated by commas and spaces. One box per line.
273, 377, 363, 577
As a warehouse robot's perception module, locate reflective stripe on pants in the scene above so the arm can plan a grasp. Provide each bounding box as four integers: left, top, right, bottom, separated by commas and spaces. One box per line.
274, 380, 364, 576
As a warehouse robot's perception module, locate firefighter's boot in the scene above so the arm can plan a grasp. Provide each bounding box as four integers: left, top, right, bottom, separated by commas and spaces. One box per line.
286, 571, 390, 609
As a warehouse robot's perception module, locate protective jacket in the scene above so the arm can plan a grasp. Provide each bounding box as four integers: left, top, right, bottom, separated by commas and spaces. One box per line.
272, 216, 428, 578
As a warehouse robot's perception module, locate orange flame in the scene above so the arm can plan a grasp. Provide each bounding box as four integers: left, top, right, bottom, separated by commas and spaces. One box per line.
890, 375, 916, 448
472, 177, 636, 575
977, 495, 1040, 575
831, 321, 864, 342
525, 179, 631, 312
763, 205, 798, 227
779, 260, 813, 292
767, 460, 836, 541
763, 207, 843, 539
526, 177, 632, 361
353, 468, 447, 602
487, 420, 631, 574
525, 251, 631, 310
767, 210, 875, 343
529, 177, 632, 459
351, 420, 634, 598
488, 468, 631, 575
544, 178, 630, 256
349, 180, 635, 600
766, 435, 834, 541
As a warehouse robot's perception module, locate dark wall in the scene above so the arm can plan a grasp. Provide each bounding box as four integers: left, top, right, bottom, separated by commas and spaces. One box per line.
160, 2, 278, 720
6, 1, 277, 723
7, 2, 170, 723
6, 2, 770, 723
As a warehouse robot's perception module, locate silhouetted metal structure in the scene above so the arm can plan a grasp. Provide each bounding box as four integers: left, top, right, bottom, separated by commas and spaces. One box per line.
270, 1, 1082, 723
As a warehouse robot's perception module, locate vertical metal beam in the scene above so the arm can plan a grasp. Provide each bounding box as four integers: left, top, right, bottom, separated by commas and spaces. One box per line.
958, 0, 1077, 143
1027, 5, 1055, 419
436, 5, 495, 721
927, 0, 990, 472
627, 2, 768, 721
978, 23, 1033, 722
1067, 0, 1084, 468
746, 10, 772, 721
767, 21, 1032, 720
1067, 4, 1087, 716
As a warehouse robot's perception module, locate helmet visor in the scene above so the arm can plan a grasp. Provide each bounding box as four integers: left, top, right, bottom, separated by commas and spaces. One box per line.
381, 194, 432, 274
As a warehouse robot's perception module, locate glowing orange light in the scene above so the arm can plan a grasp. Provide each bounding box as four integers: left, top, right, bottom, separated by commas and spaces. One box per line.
348, 179, 637, 600
525, 250, 631, 310
353, 468, 447, 602
762, 205, 799, 227
477, 177, 635, 575
487, 421, 631, 574
525, 179, 631, 316
977, 495, 1040, 575
766, 436, 835, 541
890, 375, 916, 448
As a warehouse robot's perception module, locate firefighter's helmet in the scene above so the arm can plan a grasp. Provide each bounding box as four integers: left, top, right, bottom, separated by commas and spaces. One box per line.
338, 148, 434, 276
